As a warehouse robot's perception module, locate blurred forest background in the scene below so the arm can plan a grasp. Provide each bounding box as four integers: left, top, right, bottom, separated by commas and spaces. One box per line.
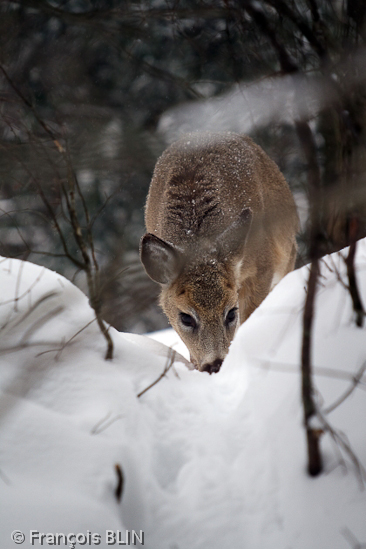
1, 0, 366, 334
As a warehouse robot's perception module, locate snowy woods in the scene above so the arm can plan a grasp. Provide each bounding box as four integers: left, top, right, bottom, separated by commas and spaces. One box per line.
1, 1, 366, 548
1, 238, 366, 548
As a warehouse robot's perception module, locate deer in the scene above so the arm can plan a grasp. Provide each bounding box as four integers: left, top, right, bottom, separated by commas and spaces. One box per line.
140, 132, 299, 374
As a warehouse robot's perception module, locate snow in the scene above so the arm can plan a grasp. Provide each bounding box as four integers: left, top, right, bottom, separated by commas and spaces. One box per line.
158, 75, 338, 144
0, 242, 366, 548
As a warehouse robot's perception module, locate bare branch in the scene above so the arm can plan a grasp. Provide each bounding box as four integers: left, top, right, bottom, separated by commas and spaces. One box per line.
137, 348, 176, 398
0, 469, 11, 486
345, 219, 365, 327
60, 153, 113, 359
11, 291, 61, 330
302, 259, 323, 476
91, 412, 124, 435
35, 318, 97, 360
244, 2, 298, 74
114, 464, 124, 504
263, 0, 327, 58
253, 358, 366, 383
324, 361, 366, 415
342, 527, 366, 549
317, 410, 366, 488
19, 306, 64, 345
0, 267, 46, 308
0, 64, 65, 153
0, 340, 61, 356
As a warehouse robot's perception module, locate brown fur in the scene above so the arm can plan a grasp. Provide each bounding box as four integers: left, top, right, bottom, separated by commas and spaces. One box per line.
140, 132, 299, 373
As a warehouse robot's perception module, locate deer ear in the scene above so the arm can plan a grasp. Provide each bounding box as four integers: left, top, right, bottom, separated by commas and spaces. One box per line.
140, 233, 181, 285
217, 208, 252, 257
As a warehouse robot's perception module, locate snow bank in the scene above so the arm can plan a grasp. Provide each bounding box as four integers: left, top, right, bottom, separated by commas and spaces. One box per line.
158, 75, 337, 145
0, 243, 365, 548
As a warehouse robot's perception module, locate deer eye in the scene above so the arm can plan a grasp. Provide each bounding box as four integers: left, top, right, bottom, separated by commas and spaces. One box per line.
180, 312, 197, 329
225, 307, 238, 326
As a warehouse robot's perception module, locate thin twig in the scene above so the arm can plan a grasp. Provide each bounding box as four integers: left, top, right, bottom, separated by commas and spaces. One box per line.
19, 306, 64, 344
317, 410, 366, 488
0, 469, 11, 486
13, 260, 25, 313
0, 267, 46, 308
114, 464, 124, 503
10, 291, 61, 330
137, 348, 176, 398
324, 361, 366, 414
91, 413, 124, 435
321, 255, 349, 290
0, 208, 31, 252
62, 153, 114, 359
342, 527, 366, 549
0, 64, 65, 152
35, 318, 97, 359
253, 358, 366, 383
0, 340, 61, 356
345, 220, 365, 327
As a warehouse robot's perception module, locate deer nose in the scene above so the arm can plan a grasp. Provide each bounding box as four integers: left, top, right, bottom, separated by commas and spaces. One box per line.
202, 359, 223, 374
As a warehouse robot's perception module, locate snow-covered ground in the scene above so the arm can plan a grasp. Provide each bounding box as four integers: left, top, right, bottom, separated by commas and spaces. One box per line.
0, 242, 365, 549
